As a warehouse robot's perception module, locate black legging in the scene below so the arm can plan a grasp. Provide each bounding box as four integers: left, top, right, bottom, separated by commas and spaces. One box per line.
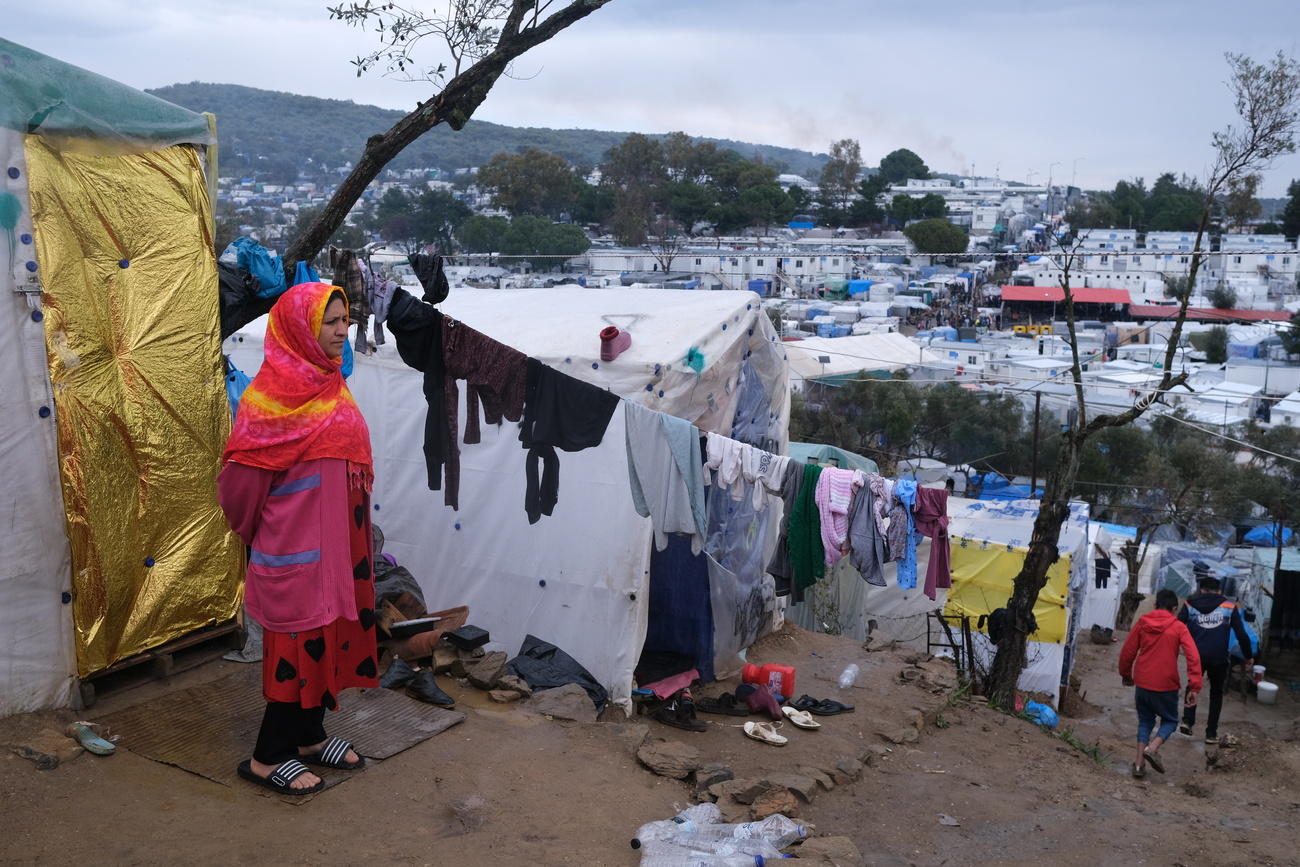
253, 701, 327, 765
1182, 661, 1230, 738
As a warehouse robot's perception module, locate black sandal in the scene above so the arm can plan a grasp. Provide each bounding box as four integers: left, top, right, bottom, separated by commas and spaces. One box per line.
302, 736, 365, 770
653, 696, 707, 732
237, 759, 325, 795
695, 693, 750, 716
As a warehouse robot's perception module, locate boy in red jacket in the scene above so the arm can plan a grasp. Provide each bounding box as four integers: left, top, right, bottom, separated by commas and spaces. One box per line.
1118, 589, 1202, 778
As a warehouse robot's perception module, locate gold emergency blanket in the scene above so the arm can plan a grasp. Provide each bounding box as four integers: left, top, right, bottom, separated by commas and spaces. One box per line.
943, 538, 1071, 644
25, 137, 243, 676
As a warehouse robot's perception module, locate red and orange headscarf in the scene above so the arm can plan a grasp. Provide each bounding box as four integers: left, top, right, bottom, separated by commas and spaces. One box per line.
224, 282, 372, 479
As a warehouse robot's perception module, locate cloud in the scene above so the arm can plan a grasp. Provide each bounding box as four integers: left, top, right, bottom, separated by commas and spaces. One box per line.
6, 0, 1300, 194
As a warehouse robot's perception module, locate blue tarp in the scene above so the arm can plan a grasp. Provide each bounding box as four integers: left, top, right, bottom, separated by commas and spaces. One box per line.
1094, 521, 1138, 539
980, 484, 1043, 501
847, 279, 874, 296
1244, 525, 1293, 546
788, 221, 814, 229
747, 279, 772, 296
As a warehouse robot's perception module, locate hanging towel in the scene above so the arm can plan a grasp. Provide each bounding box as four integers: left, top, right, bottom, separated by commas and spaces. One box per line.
518, 359, 619, 524
868, 473, 893, 540
847, 484, 887, 586
815, 467, 864, 567
889, 479, 919, 590
914, 487, 952, 600
787, 463, 825, 591
625, 403, 707, 553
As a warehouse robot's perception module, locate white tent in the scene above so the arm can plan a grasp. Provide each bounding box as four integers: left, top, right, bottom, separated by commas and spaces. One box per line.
785, 333, 942, 386
227, 286, 789, 709
1077, 525, 1126, 633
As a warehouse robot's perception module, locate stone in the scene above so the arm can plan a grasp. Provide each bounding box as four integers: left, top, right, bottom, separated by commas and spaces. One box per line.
636, 738, 702, 780
430, 644, 458, 674
797, 765, 836, 792
495, 674, 532, 698
465, 651, 508, 690
859, 744, 890, 764
749, 786, 799, 819
708, 778, 761, 802
898, 667, 922, 683
795, 836, 863, 866
693, 762, 734, 792
450, 646, 485, 677
832, 756, 864, 784
878, 727, 919, 745
764, 773, 819, 803
716, 796, 751, 823
528, 683, 597, 722
488, 689, 522, 703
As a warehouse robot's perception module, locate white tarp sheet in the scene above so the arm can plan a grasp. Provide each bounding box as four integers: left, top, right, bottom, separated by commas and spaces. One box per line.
786, 333, 943, 383
0, 127, 78, 715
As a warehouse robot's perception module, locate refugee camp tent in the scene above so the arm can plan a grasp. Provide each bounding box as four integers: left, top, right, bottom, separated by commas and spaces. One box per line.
226, 286, 789, 709
785, 333, 942, 387
1231, 546, 1300, 654
1, 40, 237, 715
942, 498, 1090, 702
1077, 524, 1127, 633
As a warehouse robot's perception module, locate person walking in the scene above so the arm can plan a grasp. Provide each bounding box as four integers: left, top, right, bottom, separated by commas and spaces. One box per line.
1119, 589, 1202, 778
1178, 574, 1254, 745
218, 281, 380, 795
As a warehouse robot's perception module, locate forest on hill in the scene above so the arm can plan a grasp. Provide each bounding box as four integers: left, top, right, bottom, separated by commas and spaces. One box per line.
148, 82, 830, 178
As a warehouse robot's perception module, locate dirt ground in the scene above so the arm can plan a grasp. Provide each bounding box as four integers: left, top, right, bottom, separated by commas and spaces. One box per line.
1, 622, 1297, 866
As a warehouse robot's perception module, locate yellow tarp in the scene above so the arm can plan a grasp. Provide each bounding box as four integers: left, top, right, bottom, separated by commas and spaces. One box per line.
25, 137, 243, 676
943, 536, 1071, 644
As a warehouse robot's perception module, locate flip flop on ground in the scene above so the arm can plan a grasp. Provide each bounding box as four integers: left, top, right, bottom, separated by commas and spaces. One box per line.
65, 722, 115, 756
781, 706, 822, 730
743, 721, 788, 746
237, 759, 325, 795
300, 736, 365, 770
695, 693, 750, 716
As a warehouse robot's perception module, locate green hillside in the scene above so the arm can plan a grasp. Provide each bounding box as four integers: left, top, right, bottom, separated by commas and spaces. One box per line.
148, 82, 829, 177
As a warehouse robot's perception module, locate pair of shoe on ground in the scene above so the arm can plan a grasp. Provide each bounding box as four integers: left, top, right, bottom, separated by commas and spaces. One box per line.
381, 657, 456, 706
238, 735, 363, 796
1180, 723, 1226, 746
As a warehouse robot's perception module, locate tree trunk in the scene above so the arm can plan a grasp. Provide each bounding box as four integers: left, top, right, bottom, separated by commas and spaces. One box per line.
1115, 540, 1145, 631
986, 432, 1081, 708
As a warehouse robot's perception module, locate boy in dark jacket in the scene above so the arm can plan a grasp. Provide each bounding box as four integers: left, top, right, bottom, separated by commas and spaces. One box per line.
1178, 575, 1254, 744
1119, 589, 1202, 778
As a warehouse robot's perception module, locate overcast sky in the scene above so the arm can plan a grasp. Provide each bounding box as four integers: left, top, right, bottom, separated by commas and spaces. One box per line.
11, 0, 1300, 195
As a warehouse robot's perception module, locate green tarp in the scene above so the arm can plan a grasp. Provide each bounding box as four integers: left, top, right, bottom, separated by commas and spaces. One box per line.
0, 38, 213, 147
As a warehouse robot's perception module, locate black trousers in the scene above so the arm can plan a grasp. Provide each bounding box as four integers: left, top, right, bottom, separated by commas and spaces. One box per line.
1182, 661, 1230, 737
253, 701, 327, 765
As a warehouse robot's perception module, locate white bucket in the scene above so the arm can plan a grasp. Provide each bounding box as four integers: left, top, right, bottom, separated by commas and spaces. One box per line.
1256, 681, 1279, 705
1252, 664, 1266, 684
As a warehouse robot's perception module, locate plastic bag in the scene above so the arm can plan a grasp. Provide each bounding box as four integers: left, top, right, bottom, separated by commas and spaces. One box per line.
1023, 700, 1058, 727
294, 260, 321, 285
221, 236, 286, 298
224, 356, 252, 418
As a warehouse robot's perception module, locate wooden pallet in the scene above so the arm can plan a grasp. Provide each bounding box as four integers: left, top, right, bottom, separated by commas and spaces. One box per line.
77, 620, 244, 708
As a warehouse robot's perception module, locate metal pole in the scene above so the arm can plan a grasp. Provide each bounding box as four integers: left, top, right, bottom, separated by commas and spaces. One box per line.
1030, 391, 1042, 495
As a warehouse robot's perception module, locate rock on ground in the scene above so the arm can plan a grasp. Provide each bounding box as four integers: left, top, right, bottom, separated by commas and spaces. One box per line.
796, 835, 863, 865
635, 738, 701, 780
527, 684, 597, 722
465, 651, 508, 690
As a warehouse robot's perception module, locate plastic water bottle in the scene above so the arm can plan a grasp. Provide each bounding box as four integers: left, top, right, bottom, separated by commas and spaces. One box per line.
631, 803, 723, 849
636, 842, 768, 866
838, 663, 859, 689
682, 815, 809, 848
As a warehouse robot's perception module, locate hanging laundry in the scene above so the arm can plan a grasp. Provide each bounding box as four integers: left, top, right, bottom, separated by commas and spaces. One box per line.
847, 483, 887, 586
766, 460, 806, 599
329, 247, 370, 356
740, 448, 789, 512
384, 289, 450, 495
410, 252, 451, 304
867, 473, 893, 540
518, 358, 619, 524
815, 467, 864, 567
703, 431, 747, 498
787, 463, 825, 592
889, 479, 919, 590
625, 402, 707, 554
440, 318, 528, 509
913, 487, 952, 600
